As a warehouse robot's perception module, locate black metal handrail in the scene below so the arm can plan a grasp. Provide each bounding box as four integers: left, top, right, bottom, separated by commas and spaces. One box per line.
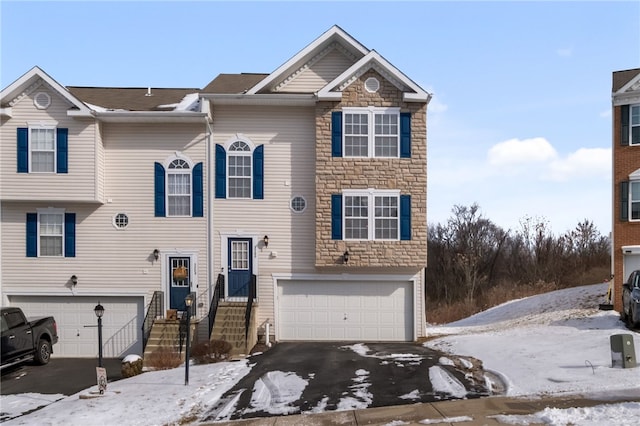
142, 291, 164, 351
245, 274, 256, 339
208, 274, 224, 338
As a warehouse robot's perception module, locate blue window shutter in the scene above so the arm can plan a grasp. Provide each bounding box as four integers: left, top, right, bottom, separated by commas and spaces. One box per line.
621, 181, 629, 222
154, 162, 166, 217
253, 145, 264, 199
400, 195, 411, 240
215, 144, 226, 199
64, 213, 76, 257
192, 162, 203, 217
400, 112, 411, 158
26, 213, 37, 257
331, 194, 343, 240
17, 128, 28, 173
331, 111, 343, 157
56, 128, 68, 173
621, 105, 630, 146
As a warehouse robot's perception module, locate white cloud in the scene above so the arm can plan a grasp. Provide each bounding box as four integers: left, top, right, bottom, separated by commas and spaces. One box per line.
600, 108, 612, 118
546, 147, 611, 181
428, 94, 448, 114
487, 137, 557, 167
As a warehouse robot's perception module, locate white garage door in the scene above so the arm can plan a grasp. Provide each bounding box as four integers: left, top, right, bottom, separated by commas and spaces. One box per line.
277, 280, 413, 341
9, 296, 144, 358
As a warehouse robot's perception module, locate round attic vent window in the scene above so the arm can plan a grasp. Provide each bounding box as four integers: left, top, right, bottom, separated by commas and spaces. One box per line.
34, 92, 51, 109
364, 77, 380, 93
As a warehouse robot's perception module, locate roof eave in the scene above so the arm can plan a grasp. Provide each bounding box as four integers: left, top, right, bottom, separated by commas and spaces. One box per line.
203, 93, 316, 106
94, 111, 209, 123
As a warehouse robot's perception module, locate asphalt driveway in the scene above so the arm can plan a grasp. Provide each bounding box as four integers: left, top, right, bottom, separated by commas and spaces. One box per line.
202, 342, 499, 422
1, 358, 123, 396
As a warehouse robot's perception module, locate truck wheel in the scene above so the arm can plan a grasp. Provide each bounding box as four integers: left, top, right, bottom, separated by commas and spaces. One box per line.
35, 339, 52, 365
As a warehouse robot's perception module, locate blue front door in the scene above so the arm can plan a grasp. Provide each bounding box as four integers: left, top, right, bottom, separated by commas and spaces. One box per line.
170, 256, 191, 311
228, 238, 252, 298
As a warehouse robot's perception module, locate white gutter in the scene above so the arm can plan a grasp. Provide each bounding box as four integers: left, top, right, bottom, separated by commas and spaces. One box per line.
201, 93, 316, 106
94, 111, 208, 123
205, 116, 214, 314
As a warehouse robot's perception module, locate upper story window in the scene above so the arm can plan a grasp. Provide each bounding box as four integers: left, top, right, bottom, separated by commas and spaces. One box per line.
621, 104, 640, 146
331, 109, 411, 158
17, 126, 68, 174
154, 156, 203, 218
632, 105, 640, 145
215, 137, 264, 200
228, 141, 252, 199
331, 190, 411, 241
26, 208, 76, 258
343, 107, 400, 158
168, 159, 191, 216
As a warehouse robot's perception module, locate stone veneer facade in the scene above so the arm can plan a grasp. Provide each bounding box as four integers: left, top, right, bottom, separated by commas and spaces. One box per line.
315, 69, 427, 268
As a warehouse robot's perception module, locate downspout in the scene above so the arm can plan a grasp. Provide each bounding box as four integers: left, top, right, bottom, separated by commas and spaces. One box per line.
205, 111, 214, 314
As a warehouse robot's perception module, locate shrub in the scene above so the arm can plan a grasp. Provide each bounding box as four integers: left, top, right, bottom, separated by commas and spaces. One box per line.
191, 340, 232, 364
121, 356, 144, 378
145, 347, 182, 370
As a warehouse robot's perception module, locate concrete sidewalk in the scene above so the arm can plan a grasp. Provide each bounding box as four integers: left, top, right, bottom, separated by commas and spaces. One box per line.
207, 395, 640, 425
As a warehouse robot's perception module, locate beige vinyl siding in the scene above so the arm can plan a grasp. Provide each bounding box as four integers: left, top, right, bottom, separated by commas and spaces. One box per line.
212, 105, 316, 327
278, 48, 355, 93
0, 85, 100, 202
95, 121, 105, 202
1, 121, 210, 318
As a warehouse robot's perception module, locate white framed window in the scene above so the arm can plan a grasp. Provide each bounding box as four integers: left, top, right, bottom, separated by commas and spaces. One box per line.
38, 208, 64, 256
631, 181, 640, 220
343, 107, 400, 158
29, 126, 56, 172
231, 240, 250, 270
343, 189, 400, 240
113, 213, 129, 229
632, 105, 640, 146
290, 196, 307, 213
167, 159, 191, 216
228, 141, 252, 199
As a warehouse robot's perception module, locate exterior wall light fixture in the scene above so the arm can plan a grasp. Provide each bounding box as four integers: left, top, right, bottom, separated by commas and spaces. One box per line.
263, 235, 269, 248
71, 275, 78, 286
343, 251, 350, 264
153, 249, 160, 261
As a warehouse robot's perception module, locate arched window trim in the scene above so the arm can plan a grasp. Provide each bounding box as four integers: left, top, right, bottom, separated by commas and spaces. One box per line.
223, 134, 256, 151
163, 153, 194, 217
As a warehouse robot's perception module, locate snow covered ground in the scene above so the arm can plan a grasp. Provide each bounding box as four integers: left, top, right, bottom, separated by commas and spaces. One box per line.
1, 283, 639, 425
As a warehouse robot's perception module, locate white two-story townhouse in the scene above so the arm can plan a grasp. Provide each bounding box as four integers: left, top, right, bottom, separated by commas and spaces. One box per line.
0, 67, 211, 358
1, 26, 430, 360
204, 25, 431, 343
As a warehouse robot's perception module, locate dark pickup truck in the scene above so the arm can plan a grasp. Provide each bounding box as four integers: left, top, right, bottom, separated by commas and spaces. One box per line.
1, 307, 58, 369
621, 270, 640, 328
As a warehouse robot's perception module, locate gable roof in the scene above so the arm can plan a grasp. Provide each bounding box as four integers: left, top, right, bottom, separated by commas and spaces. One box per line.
247, 25, 369, 95
613, 68, 640, 93
317, 50, 431, 103
0, 66, 92, 116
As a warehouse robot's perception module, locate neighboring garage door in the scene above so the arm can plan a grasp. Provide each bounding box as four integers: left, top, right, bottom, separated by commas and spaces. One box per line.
9, 295, 144, 358
277, 280, 413, 341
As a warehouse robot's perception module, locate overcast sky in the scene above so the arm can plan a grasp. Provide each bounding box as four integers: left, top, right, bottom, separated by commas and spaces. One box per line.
2, 1, 639, 234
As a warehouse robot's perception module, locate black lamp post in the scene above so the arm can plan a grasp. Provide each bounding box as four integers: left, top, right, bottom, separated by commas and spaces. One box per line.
94, 302, 105, 367
184, 293, 193, 386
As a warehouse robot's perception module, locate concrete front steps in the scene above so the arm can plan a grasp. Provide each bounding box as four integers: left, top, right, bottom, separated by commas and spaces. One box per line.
143, 319, 196, 368
210, 302, 257, 358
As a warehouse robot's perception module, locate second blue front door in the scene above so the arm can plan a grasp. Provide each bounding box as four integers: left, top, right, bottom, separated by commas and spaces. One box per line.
228, 238, 252, 298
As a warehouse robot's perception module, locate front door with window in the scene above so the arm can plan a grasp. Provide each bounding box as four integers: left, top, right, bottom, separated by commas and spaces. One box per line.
227, 238, 252, 299
169, 257, 191, 311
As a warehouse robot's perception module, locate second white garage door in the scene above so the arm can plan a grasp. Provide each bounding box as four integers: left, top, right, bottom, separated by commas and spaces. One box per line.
9, 295, 144, 358
277, 280, 413, 341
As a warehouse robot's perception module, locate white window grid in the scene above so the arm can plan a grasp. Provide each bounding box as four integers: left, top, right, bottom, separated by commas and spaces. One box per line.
37, 209, 64, 257
631, 181, 640, 220
343, 189, 400, 240
171, 257, 190, 288
29, 127, 56, 173
113, 213, 129, 229
631, 105, 640, 146
231, 241, 249, 270
343, 107, 400, 158
228, 141, 252, 199
167, 159, 191, 217
290, 196, 307, 213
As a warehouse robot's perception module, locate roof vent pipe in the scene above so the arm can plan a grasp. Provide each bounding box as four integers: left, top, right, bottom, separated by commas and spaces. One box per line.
145, 87, 153, 97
